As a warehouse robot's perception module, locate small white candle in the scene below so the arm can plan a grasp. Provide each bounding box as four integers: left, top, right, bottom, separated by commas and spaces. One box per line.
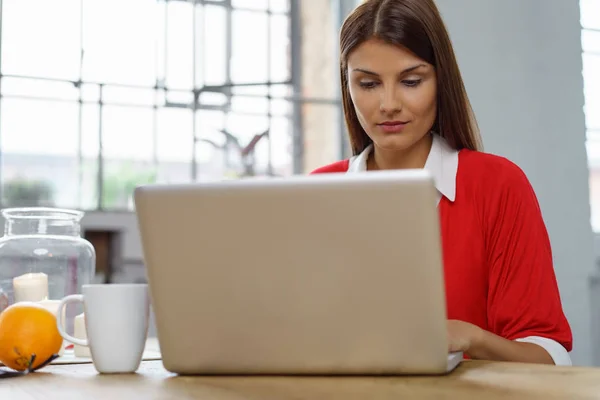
13, 272, 48, 302
74, 313, 90, 357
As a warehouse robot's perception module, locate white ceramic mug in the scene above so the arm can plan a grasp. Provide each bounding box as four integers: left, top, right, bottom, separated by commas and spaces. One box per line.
56, 284, 150, 374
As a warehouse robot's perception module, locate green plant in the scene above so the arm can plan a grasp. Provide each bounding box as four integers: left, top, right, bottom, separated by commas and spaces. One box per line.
101, 165, 157, 209
2, 179, 54, 207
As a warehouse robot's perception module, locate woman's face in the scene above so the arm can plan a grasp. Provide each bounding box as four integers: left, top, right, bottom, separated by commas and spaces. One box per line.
347, 38, 437, 154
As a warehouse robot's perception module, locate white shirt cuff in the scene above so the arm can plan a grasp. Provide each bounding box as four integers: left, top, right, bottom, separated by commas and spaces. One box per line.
515, 336, 572, 366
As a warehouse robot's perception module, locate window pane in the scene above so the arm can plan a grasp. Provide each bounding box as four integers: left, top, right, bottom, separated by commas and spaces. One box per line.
223, 113, 270, 177
1, 166, 57, 208
81, 84, 101, 103
271, 98, 291, 117
196, 110, 226, 145
1, 77, 79, 101
583, 53, 600, 130
157, 108, 193, 164
165, 1, 193, 90
250, 132, 271, 176
83, 0, 157, 86
271, 14, 291, 82
231, 96, 269, 115
79, 159, 99, 210
590, 168, 600, 232
583, 53, 600, 94
195, 140, 225, 181
582, 29, 600, 54
0, 98, 79, 208
267, 117, 293, 176
81, 104, 100, 209
581, 0, 600, 30
232, 85, 269, 96
82, 104, 100, 158
226, 114, 270, 144
195, 110, 226, 180
231, 10, 269, 84
201, 5, 227, 86
199, 92, 228, 107
156, 0, 167, 84
583, 0, 600, 232
232, 0, 269, 11
585, 101, 600, 131
156, 109, 192, 184
588, 134, 600, 231
166, 91, 194, 106
101, 99, 157, 211
102, 160, 156, 210
102, 106, 154, 161
1, 98, 79, 156
103, 86, 156, 107
1, 0, 81, 80
270, 0, 290, 13
271, 84, 293, 97
229, 84, 291, 97
196, 110, 258, 179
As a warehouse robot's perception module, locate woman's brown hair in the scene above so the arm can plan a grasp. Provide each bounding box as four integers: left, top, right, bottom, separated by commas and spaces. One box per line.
340, 0, 483, 155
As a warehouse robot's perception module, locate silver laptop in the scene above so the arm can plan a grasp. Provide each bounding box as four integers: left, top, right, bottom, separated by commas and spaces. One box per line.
134, 169, 462, 375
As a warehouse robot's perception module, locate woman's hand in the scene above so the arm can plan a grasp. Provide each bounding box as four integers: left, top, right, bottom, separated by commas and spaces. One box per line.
447, 319, 555, 364
447, 319, 483, 354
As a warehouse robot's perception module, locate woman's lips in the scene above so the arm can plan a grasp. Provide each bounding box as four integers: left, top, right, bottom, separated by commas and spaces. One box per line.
378, 121, 409, 133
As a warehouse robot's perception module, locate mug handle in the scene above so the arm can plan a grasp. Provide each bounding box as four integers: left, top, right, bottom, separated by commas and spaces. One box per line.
56, 294, 88, 347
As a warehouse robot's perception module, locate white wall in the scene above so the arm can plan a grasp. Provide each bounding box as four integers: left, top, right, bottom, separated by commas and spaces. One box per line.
436, 0, 595, 365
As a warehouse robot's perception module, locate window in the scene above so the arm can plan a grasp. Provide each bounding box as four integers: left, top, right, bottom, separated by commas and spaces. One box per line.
0, 0, 304, 210
582, 0, 600, 230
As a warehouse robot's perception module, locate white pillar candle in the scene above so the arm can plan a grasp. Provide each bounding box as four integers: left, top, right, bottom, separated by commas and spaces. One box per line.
13, 272, 48, 302
74, 313, 90, 358
38, 299, 67, 356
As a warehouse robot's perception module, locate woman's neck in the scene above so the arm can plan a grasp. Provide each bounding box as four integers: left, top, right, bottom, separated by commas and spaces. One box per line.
367, 134, 433, 171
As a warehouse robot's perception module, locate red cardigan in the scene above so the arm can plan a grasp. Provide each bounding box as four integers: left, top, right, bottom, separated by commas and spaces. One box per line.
311, 149, 573, 351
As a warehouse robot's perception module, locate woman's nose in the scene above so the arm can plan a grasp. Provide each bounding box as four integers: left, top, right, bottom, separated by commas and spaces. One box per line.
379, 87, 402, 115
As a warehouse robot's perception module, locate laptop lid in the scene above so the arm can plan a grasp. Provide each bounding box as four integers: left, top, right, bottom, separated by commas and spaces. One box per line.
134, 170, 450, 375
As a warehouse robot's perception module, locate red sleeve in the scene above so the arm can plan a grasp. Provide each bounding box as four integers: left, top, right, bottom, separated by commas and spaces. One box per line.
485, 161, 572, 351
310, 160, 350, 174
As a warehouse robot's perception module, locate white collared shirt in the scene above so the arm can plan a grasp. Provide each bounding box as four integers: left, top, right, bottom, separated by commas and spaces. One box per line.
348, 133, 458, 206
346, 134, 572, 366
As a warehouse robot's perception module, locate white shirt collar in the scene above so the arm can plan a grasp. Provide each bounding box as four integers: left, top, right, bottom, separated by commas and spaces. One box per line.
346, 134, 459, 202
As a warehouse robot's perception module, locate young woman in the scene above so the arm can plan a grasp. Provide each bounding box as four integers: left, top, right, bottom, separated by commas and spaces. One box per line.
312, 0, 573, 365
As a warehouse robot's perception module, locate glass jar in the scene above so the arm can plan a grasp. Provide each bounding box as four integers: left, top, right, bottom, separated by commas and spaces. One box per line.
0, 207, 96, 337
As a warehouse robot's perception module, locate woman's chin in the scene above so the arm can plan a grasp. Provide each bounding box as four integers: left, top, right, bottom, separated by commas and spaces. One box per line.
371, 132, 426, 153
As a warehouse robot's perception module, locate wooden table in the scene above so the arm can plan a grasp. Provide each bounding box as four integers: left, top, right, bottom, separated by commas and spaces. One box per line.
3, 360, 600, 399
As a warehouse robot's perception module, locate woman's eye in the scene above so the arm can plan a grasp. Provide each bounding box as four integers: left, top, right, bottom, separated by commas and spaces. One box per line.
359, 81, 378, 90
402, 79, 422, 87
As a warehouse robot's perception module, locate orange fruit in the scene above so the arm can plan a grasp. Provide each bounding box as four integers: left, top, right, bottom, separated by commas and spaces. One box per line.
0, 302, 62, 371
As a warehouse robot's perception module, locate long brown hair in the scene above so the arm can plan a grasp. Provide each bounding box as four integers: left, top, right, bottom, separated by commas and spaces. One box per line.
340, 0, 483, 155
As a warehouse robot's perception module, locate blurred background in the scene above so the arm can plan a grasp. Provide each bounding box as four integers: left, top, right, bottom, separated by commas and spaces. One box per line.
0, 0, 598, 366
